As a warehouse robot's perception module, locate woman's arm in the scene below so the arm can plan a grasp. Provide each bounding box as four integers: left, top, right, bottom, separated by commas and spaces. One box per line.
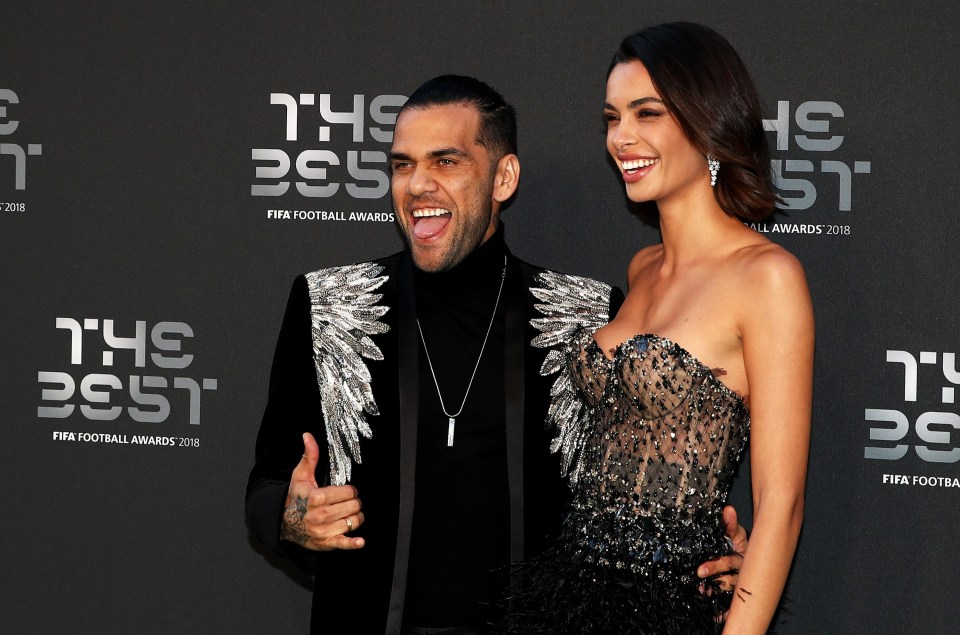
722, 247, 814, 634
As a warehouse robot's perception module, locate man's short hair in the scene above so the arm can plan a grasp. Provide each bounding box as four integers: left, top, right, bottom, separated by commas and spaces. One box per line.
401, 75, 518, 159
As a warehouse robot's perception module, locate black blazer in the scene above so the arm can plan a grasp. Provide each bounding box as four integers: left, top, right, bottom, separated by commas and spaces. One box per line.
246, 248, 623, 634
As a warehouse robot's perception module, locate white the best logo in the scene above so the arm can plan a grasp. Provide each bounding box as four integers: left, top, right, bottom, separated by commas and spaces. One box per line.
865, 350, 960, 463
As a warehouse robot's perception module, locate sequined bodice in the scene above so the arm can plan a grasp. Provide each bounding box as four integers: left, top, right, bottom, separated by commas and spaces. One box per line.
563, 327, 750, 574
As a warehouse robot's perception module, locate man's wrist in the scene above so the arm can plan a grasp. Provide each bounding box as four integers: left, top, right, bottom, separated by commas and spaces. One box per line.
281, 493, 310, 546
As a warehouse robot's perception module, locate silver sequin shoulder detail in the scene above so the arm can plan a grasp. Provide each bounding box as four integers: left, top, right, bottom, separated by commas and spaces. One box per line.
530, 271, 613, 484
304, 262, 391, 485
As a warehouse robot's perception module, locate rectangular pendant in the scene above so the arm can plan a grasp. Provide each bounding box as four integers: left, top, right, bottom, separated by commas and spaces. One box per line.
447, 417, 455, 447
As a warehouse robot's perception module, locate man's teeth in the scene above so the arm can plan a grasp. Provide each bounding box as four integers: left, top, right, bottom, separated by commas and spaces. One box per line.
412, 208, 451, 218
621, 158, 660, 170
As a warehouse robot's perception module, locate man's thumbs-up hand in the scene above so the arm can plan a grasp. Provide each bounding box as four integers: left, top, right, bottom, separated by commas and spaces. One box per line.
280, 432, 365, 551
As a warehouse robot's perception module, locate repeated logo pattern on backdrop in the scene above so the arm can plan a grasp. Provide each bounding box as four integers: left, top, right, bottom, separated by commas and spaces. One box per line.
37, 318, 217, 448
867, 349, 960, 487
252, 92, 407, 223
753, 99, 871, 236
1, 88, 43, 200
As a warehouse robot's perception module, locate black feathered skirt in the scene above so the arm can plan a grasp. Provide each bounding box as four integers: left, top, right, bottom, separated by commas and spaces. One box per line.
498, 506, 733, 635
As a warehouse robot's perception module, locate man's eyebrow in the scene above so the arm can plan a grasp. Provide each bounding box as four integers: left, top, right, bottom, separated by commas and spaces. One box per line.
603, 96, 665, 110
389, 147, 470, 162
428, 147, 469, 159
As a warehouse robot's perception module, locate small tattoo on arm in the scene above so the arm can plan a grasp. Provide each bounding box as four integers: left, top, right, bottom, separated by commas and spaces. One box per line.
281, 494, 310, 546
736, 587, 753, 603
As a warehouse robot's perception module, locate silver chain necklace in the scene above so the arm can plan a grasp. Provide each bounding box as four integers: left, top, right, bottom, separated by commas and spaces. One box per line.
416, 255, 507, 447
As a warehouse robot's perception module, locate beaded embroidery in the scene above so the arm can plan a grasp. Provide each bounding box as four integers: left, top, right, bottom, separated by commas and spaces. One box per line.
564, 327, 750, 579
304, 262, 390, 485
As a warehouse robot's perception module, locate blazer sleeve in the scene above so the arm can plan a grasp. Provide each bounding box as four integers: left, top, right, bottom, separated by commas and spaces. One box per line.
245, 275, 327, 572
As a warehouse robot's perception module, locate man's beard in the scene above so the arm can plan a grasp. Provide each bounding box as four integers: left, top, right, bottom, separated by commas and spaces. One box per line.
403, 182, 496, 273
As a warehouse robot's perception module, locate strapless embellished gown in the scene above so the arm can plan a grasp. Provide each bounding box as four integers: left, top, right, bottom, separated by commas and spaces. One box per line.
505, 327, 751, 634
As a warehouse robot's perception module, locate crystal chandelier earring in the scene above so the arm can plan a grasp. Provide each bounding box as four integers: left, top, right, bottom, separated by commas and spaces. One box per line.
707, 155, 719, 187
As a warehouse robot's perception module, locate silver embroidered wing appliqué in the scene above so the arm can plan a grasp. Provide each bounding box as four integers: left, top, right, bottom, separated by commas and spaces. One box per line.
305, 262, 390, 486
530, 271, 612, 484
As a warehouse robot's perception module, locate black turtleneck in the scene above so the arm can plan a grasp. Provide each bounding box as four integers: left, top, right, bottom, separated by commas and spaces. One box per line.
404, 225, 511, 628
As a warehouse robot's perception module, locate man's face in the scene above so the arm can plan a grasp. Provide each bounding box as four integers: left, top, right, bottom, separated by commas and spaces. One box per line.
390, 104, 504, 272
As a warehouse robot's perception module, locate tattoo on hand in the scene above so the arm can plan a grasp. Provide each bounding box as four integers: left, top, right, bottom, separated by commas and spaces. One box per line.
281, 494, 310, 546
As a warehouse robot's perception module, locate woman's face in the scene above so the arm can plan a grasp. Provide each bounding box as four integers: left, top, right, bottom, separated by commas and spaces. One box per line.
604, 61, 708, 205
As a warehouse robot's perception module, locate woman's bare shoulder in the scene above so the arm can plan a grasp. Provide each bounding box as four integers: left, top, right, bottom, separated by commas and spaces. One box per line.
727, 239, 812, 331
732, 239, 807, 288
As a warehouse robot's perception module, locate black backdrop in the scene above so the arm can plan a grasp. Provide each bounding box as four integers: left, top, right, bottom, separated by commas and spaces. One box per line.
3, 2, 959, 633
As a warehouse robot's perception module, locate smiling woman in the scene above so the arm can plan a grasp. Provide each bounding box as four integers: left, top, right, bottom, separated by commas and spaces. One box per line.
604, 23, 779, 223
506, 22, 813, 635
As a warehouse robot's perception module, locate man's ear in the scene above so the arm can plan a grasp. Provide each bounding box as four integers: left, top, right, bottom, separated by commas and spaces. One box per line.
492, 153, 520, 203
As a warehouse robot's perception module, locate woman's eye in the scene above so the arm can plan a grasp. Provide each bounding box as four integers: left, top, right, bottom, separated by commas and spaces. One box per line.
603, 112, 619, 125
638, 109, 661, 118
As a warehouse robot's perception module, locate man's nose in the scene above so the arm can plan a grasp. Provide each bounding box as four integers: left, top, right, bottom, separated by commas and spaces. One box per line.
407, 165, 438, 196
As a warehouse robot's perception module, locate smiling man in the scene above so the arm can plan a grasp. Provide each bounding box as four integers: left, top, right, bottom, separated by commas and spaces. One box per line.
245, 75, 745, 635
390, 100, 517, 273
